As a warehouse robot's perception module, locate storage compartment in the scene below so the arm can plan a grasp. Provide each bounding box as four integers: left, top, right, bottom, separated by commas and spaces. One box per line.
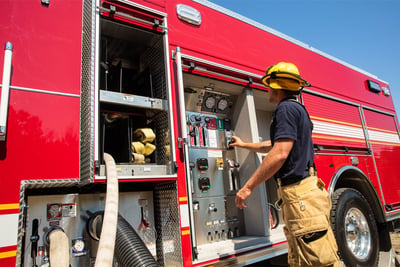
22, 182, 182, 267
97, 17, 173, 177
182, 72, 285, 262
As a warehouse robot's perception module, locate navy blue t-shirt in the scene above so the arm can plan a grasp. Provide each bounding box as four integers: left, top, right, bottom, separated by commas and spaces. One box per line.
270, 97, 314, 181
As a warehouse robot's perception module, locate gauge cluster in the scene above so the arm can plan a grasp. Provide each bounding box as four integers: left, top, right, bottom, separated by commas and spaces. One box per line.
201, 91, 232, 114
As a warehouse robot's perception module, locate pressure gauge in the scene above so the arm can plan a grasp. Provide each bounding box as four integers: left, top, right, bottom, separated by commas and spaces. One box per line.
72, 239, 85, 253
205, 95, 216, 109
217, 98, 228, 111
47, 203, 62, 221
72, 239, 87, 256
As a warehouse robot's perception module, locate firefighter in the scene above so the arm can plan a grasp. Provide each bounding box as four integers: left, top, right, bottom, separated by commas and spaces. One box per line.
231, 62, 340, 267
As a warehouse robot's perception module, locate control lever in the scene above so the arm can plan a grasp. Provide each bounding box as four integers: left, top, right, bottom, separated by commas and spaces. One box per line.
232, 162, 240, 191
227, 159, 240, 191
30, 219, 39, 267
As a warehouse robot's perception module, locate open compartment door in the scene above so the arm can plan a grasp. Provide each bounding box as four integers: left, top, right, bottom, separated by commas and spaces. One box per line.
175, 51, 286, 264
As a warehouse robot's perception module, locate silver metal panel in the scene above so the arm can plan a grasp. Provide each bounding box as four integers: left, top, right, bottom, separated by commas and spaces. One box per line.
80, 0, 95, 183
154, 182, 183, 267
23, 191, 156, 267
192, 196, 228, 245
100, 90, 167, 110
99, 164, 167, 176
189, 148, 225, 197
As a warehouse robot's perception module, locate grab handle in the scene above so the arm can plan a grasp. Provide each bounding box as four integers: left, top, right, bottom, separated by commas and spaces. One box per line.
0, 42, 13, 141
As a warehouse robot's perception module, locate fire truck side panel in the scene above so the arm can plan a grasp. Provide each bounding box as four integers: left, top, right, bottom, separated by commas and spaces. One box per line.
0, 1, 82, 264
0, 0, 83, 94
364, 109, 400, 208
0, 91, 80, 201
166, 0, 394, 114
303, 93, 367, 148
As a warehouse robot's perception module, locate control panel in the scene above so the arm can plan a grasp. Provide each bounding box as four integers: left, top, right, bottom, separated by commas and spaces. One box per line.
185, 88, 245, 247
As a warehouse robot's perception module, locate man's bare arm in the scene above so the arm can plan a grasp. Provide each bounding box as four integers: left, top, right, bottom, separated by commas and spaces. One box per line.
235, 138, 294, 209
229, 136, 272, 153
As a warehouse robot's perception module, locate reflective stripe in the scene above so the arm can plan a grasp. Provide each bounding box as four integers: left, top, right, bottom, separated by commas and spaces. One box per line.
0, 214, 18, 247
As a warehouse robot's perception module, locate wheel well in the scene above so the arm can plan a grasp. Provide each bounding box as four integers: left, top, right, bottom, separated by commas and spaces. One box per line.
331, 167, 392, 251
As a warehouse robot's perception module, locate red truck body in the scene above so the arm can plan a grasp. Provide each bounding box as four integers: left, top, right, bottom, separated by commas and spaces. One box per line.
0, 0, 399, 266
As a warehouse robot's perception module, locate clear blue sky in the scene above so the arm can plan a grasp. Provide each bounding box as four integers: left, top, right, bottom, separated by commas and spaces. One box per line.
210, 0, 400, 117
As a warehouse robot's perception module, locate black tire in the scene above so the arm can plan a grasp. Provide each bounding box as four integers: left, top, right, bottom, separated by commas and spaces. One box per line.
331, 188, 379, 266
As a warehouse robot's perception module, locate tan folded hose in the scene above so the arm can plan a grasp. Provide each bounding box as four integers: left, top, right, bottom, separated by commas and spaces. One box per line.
49, 229, 69, 267
134, 128, 155, 143
95, 153, 119, 267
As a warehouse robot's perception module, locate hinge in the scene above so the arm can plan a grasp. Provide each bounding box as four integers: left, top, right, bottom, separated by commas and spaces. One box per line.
177, 137, 188, 148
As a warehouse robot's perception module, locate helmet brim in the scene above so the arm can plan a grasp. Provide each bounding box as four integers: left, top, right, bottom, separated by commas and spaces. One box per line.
261, 71, 311, 89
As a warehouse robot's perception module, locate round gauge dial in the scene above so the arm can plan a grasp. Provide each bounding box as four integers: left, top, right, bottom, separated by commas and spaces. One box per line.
217, 98, 229, 111
205, 96, 216, 109
73, 239, 86, 252
47, 204, 62, 220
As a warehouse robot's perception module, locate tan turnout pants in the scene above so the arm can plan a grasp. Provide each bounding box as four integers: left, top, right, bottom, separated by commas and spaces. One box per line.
277, 176, 340, 267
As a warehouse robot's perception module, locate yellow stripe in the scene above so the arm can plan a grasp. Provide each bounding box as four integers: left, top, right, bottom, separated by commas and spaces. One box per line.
368, 126, 398, 134
181, 229, 190, 236
0, 250, 16, 259
179, 197, 187, 202
0, 203, 19, 211
370, 141, 400, 146
312, 134, 366, 143
310, 116, 362, 128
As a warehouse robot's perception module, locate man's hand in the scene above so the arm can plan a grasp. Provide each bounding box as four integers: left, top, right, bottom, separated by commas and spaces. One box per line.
235, 186, 252, 209
229, 136, 244, 148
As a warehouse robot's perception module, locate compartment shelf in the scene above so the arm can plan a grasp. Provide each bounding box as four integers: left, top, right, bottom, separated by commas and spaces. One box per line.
100, 90, 168, 111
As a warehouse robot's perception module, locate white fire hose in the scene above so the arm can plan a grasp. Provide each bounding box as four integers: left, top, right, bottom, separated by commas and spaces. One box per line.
95, 153, 119, 267
48, 228, 69, 267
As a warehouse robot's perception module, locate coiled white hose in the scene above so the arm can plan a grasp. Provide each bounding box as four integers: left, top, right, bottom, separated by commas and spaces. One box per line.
95, 153, 119, 267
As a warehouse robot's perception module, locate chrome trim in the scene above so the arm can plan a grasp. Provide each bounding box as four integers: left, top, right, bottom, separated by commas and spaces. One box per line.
329, 165, 385, 217
370, 145, 385, 205
385, 211, 400, 222
303, 88, 360, 107
0, 84, 80, 98
116, 0, 167, 17
175, 47, 198, 250
361, 104, 398, 117
329, 166, 364, 195
359, 105, 371, 151
315, 152, 371, 157
210, 242, 288, 267
192, 0, 387, 84
94, 0, 100, 163
181, 63, 264, 87
162, 18, 178, 166
0, 43, 13, 140
181, 53, 263, 81
97, 6, 167, 31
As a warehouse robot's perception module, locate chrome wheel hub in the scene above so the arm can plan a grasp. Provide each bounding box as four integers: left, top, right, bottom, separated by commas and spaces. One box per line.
345, 207, 371, 260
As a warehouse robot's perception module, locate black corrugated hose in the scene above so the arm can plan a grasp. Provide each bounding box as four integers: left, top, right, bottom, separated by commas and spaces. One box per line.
114, 214, 159, 267
88, 213, 159, 267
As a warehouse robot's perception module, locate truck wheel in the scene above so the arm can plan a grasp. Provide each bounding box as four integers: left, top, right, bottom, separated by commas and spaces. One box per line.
331, 188, 379, 266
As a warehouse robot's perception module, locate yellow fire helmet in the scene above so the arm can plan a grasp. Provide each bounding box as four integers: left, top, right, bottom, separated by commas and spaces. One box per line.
261, 62, 311, 92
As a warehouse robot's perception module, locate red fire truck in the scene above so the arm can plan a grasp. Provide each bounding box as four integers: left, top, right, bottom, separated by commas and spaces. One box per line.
0, 0, 399, 266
